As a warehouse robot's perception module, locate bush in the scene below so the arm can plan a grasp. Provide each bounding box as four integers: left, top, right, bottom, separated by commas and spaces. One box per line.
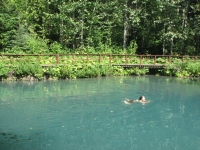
13, 58, 43, 79
0, 62, 9, 78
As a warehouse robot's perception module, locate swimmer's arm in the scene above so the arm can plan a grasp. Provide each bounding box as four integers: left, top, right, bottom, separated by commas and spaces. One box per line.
144, 100, 150, 103
124, 98, 130, 101
141, 100, 150, 104
124, 99, 136, 103
125, 98, 135, 101
130, 100, 138, 103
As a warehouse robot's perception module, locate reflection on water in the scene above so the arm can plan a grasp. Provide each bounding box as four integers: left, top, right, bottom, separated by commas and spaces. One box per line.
0, 76, 200, 150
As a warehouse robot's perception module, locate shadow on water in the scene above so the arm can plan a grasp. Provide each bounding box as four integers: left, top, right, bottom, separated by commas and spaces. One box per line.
0, 128, 62, 150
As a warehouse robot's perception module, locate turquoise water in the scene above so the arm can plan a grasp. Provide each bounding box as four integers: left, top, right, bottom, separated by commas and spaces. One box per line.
0, 76, 200, 150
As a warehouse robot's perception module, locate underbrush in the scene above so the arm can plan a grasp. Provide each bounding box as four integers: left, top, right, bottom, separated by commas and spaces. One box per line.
0, 57, 199, 81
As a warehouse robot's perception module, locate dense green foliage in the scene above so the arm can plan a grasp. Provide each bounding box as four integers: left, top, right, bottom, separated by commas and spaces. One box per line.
0, 0, 200, 55
0, 56, 148, 80
0, 56, 199, 81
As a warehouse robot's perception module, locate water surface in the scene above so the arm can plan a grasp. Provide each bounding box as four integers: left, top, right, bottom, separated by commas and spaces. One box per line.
0, 76, 200, 150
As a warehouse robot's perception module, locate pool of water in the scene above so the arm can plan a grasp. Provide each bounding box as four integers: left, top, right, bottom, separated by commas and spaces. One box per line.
0, 76, 200, 150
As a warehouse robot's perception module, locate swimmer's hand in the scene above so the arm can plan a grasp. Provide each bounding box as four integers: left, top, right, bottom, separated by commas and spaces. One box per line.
141, 100, 150, 105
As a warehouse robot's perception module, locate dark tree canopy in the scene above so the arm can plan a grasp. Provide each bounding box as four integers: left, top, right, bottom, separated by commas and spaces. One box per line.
0, 0, 199, 55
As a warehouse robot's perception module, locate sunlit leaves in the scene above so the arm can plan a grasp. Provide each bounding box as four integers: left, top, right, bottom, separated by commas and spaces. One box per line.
0, 0, 199, 55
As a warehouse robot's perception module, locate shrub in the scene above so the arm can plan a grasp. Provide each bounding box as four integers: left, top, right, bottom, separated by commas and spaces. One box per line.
0, 62, 9, 78
13, 58, 43, 79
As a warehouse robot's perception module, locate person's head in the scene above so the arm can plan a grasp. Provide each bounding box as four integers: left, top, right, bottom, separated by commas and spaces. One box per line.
139, 96, 145, 101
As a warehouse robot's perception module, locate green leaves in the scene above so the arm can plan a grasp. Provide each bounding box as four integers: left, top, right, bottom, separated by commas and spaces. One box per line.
0, 62, 9, 78
12, 58, 43, 79
0, 0, 199, 55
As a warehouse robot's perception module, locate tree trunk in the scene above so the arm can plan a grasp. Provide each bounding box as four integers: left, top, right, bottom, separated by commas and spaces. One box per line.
163, 39, 165, 55
80, 19, 84, 48
123, 1, 128, 51
59, 1, 64, 46
88, 1, 97, 47
123, 16, 128, 51
60, 18, 64, 46
196, 34, 199, 55
170, 38, 173, 55
163, 23, 166, 55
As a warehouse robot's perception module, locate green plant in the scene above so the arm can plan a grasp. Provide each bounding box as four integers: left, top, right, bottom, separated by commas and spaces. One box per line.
60, 65, 76, 79
99, 64, 113, 76
13, 58, 43, 79
43, 66, 61, 79
0, 62, 9, 78
50, 42, 63, 54
126, 40, 137, 54
77, 64, 100, 78
156, 58, 167, 64
112, 66, 124, 76
26, 36, 49, 54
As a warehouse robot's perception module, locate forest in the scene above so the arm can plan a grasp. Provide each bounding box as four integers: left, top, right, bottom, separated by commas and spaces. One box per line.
0, 0, 200, 55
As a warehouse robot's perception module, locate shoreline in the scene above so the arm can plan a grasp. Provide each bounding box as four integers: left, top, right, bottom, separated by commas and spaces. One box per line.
1, 74, 199, 82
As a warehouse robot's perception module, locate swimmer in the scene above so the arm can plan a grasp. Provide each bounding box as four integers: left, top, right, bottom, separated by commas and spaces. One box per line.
124, 96, 150, 105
